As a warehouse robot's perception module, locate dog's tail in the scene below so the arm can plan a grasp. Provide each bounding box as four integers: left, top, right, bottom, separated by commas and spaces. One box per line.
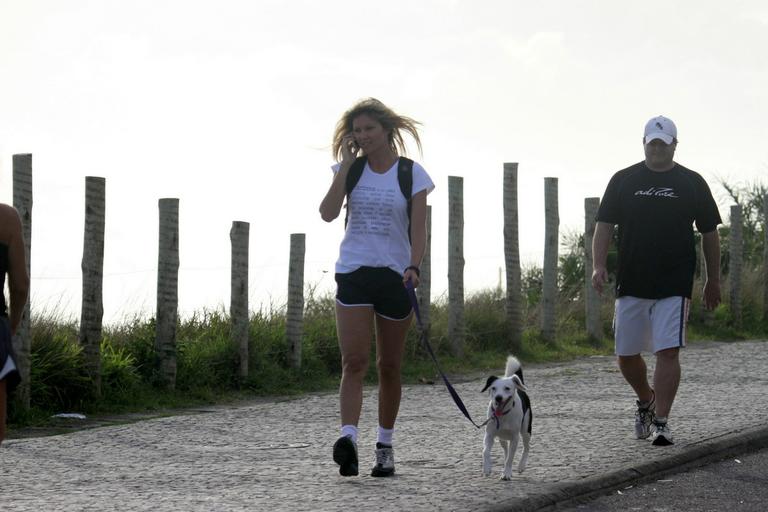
505, 355, 524, 384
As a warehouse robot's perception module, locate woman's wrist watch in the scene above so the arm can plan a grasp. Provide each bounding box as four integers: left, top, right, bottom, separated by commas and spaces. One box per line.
404, 265, 420, 277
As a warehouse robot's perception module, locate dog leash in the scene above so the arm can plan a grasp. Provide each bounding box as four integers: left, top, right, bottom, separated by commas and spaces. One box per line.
405, 280, 490, 429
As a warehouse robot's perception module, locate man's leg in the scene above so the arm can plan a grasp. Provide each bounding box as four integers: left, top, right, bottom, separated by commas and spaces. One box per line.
618, 354, 656, 439
653, 347, 680, 419
618, 354, 654, 403
615, 297, 654, 403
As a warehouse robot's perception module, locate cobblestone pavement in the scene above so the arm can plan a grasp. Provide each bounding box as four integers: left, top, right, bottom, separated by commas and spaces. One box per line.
2, 340, 767, 512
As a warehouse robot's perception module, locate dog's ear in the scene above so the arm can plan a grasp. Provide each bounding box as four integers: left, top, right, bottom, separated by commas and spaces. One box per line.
511, 374, 528, 392
481, 376, 497, 393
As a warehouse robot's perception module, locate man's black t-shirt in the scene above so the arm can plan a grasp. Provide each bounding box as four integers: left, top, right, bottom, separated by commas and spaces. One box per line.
596, 161, 721, 299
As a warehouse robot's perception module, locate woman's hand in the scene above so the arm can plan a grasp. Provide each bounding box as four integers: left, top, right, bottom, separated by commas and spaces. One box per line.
403, 266, 420, 288
340, 134, 359, 163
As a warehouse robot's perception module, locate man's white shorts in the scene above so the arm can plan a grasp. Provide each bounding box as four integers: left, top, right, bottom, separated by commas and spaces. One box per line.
613, 296, 690, 356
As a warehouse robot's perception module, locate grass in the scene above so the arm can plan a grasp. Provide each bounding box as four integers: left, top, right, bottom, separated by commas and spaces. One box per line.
7, 270, 767, 433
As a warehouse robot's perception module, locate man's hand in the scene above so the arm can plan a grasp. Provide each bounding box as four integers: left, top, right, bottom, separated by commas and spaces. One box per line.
703, 278, 721, 311
591, 266, 608, 294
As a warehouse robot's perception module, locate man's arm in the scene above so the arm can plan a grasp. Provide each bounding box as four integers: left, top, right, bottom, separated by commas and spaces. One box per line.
701, 230, 721, 310
591, 221, 614, 294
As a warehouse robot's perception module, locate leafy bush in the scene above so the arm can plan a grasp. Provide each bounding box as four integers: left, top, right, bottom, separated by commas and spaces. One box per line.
100, 338, 141, 395
104, 316, 157, 382
29, 318, 92, 411
176, 309, 239, 390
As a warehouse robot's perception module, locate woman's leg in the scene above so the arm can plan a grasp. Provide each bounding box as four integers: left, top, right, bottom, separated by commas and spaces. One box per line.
374, 313, 412, 429
336, 304, 374, 427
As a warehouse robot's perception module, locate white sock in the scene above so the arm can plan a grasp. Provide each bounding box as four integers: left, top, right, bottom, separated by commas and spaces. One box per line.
377, 426, 394, 446
340, 425, 358, 444
655, 416, 668, 424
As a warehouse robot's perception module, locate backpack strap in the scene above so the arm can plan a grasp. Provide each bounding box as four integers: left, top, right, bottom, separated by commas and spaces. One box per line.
397, 157, 414, 244
344, 156, 368, 230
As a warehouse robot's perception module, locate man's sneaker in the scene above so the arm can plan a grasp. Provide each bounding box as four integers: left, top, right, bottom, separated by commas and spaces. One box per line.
651, 421, 674, 446
370, 442, 395, 477
333, 435, 359, 476
634, 396, 656, 439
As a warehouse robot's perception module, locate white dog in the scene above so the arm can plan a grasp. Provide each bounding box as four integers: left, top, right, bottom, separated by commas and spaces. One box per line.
481, 355, 532, 480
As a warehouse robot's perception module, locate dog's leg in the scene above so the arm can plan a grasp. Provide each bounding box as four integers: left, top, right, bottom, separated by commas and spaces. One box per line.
500, 438, 509, 465
500, 439, 509, 479
482, 431, 494, 476
517, 411, 531, 473
502, 435, 519, 480
518, 430, 530, 473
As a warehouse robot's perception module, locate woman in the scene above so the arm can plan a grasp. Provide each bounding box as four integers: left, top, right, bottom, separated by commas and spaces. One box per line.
0, 203, 29, 446
319, 98, 434, 477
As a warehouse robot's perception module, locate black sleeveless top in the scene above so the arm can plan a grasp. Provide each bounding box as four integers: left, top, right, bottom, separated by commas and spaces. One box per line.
0, 243, 7, 317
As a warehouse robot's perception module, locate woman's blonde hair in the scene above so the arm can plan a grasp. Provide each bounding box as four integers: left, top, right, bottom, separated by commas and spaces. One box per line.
332, 98, 422, 161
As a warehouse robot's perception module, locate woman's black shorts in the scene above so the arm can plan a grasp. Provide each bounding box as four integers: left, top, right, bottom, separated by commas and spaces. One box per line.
335, 266, 412, 320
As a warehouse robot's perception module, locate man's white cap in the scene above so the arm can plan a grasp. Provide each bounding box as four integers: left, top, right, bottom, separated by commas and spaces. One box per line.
644, 115, 677, 145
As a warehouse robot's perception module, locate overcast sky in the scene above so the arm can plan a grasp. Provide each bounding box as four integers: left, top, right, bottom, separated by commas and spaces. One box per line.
1, 0, 767, 324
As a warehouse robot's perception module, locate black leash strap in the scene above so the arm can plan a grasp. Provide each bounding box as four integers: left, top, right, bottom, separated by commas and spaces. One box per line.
405, 280, 487, 429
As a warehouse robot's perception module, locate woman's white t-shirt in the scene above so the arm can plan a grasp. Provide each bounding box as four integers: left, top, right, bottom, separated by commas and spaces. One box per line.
332, 158, 435, 275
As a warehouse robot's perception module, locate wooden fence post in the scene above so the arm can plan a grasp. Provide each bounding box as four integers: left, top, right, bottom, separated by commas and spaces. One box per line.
584, 197, 602, 343
416, 205, 432, 341
729, 204, 743, 328
287, 233, 305, 370
763, 194, 768, 323
79, 176, 106, 397
503, 163, 522, 353
448, 176, 465, 357
11, 154, 32, 409
230, 221, 250, 379
542, 177, 559, 343
156, 198, 179, 389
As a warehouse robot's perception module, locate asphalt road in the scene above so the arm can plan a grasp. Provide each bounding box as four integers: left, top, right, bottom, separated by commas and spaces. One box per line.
552, 446, 768, 511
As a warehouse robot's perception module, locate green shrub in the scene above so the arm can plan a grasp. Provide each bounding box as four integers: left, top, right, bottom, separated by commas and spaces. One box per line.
100, 337, 141, 395
103, 316, 157, 382
29, 321, 92, 411
176, 309, 239, 391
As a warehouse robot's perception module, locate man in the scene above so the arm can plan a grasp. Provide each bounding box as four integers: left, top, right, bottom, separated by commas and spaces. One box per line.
592, 115, 722, 446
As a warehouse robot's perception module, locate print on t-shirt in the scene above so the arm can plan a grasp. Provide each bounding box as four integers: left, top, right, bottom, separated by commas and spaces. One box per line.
634, 187, 678, 198
348, 185, 397, 237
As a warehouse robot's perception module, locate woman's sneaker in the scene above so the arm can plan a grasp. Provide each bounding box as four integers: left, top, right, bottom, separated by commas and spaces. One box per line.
333, 435, 359, 476
370, 443, 395, 477
651, 420, 674, 446
634, 396, 656, 439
